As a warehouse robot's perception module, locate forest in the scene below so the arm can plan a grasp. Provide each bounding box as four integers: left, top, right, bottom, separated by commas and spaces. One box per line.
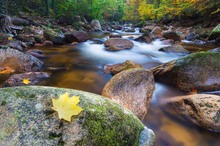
0, 0, 220, 146
1, 0, 220, 23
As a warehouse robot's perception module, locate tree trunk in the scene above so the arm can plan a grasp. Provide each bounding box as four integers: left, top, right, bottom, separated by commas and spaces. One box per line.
44, 0, 50, 16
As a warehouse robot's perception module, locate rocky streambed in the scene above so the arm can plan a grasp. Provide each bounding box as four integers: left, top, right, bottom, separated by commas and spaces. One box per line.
0, 16, 220, 145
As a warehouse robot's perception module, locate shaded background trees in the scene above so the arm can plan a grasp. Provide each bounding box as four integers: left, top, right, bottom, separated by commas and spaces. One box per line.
0, 0, 219, 24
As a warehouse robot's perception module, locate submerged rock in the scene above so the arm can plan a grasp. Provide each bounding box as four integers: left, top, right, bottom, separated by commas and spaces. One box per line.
1, 72, 50, 87
104, 60, 143, 75
102, 68, 155, 119
0, 48, 43, 72
152, 52, 220, 92
104, 38, 134, 51
163, 94, 220, 132
0, 86, 155, 146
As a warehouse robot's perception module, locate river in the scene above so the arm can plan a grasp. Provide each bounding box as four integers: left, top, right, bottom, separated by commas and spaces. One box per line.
36, 30, 220, 146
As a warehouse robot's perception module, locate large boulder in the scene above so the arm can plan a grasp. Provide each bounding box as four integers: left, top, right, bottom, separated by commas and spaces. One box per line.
104, 60, 143, 75
151, 52, 220, 92
0, 86, 155, 146
90, 19, 102, 31
104, 38, 134, 51
65, 31, 89, 43
0, 48, 43, 72
163, 94, 220, 132
102, 68, 155, 119
209, 24, 220, 40
1, 72, 50, 87
43, 28, 66, 45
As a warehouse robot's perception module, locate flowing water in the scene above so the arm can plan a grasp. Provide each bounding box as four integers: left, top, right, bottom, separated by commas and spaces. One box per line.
35, 31, 220, 146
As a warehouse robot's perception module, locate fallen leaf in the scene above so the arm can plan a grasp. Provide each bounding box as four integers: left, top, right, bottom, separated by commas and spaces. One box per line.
23, 78, 30, 84
8, 36, 13, 40
51, 92, 83, 122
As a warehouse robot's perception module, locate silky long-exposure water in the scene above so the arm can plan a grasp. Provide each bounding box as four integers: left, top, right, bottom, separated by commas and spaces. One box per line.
35, 32, 220, 146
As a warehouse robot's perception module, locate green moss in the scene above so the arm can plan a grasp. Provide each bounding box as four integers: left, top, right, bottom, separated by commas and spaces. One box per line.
176, 52, 220, 68
77, 97, 144, 146
0, 86, 145, 146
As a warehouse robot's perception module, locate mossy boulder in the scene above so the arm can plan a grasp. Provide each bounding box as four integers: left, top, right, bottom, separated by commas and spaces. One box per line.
151, 52, 220, 92
43, 28, 66, 45
0, 86, 155, 146
209, 24, 220, 40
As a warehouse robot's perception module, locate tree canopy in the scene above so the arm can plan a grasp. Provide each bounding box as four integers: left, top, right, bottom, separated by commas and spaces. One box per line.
0, 0, 219, 23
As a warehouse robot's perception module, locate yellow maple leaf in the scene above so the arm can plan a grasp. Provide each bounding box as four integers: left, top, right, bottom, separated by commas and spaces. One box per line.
23, 78, 30, 85
8, 36, 13, 40
51, 92, 83, 122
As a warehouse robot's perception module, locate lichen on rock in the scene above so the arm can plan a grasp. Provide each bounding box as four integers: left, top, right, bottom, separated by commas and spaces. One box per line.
0, 86, 155, 146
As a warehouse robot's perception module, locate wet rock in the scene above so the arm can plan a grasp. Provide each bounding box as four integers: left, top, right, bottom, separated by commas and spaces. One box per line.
43, 40, 53, 46
90, 19, 102, 31
1, 72, 50, 87
0, 86, 155, 146
151, 52, 220, 92
193, 39, 206, 45
159, 44, 189, 54
104, 38, 134, 51
135, 33, 152, 43
161, 39, 175, 45
11, 17, 30, 26
111, 25, 123, 30
0, 66, 15, 75
104, 60, 143, 75
90, 38, 104, 44
34, 35, 44, 44
27, 49, 44, 58
0, 33, 10, 45
215, 37, 220, 45
163, 94, 220, 132
109, 33, 122, 38
209, 24, 220, 40
162, 31, 181, 42
65, 31, 89, 43
124, 28, 135, 32
208, 48, 220, 53
150, 26, 163, 39
8, 40, 27, 51
185, 33, 197, 41
0, 48, 43, 72
102, 68, 155, 119
43, 28, 66, 45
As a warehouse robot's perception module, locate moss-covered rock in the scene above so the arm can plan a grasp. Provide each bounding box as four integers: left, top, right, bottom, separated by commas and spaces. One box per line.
43, 28, 65, 45
152, 52, 220, 92
209, 24, 220, 40
0, 86, 155, 146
